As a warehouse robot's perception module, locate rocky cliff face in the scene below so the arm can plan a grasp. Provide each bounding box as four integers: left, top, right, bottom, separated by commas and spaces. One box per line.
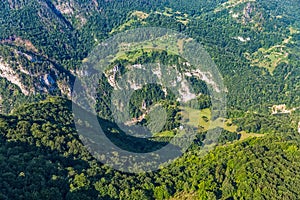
0, 46, 72, 97
0, 60, 30, 95
0, 0, 113, 100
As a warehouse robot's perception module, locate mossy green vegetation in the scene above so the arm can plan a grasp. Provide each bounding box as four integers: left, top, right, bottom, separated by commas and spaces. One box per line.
0, 98, 299, 199
1, 0, 300, 199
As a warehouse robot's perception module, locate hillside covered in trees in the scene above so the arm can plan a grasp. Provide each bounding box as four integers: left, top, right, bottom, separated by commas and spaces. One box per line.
0, 98, 300, 199
0, 0, 300, 112
0, 0, 300, 199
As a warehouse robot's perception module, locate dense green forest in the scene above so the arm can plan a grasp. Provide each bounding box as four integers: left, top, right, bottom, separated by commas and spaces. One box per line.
1, 0, 300, 199
0, 0, 300, 112
0, 98, 300, 199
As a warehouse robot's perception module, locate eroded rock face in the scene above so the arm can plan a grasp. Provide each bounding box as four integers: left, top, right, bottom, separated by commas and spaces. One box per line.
103, 62, 219, 103
43, 74, 55, 86
7, 0, 29, 10
0, 50, 71, 97
51, 0, 101, 28
0, 36, 38, 53
0, 60, 30, 95
54, 0, 75, 15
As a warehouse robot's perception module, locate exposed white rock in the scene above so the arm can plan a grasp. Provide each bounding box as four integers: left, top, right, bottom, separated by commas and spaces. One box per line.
184, 72, 192, 77
186, 69, 221, 93
107, 74, 117, 88
132, 64, 143, 69
178, 79, 196, 102
232, 13, 239, 18
0, 60, 29, 95
152, 64, 162, 79
183, 62, 191, 67
128, 79, 143, 90
177, 74, 183, 82
43, 74, 55, 86
54, 0, 74, 14
235, 36, 251, 42
105, 62, 222, 104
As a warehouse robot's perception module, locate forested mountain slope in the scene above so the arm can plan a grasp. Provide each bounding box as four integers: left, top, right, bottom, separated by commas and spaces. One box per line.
0, 0, 300, 199
0, 98, 300, 199
0, 0, 300, 112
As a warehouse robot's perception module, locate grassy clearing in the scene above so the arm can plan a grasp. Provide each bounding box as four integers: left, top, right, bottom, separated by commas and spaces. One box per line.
180, 106, 264, 140
110, 19, 138, 34
180, 107, 210, 129
246, 27, 299, 74
108, 36, 188, 63
110, 11, 149, 34
131, 11, 149, 20
246, 40, 290, 74
156, 7, 190, 25
154, 130, 175, 137
289, 27, 300, 34
246, 46, 289, 74
162, 7, 173, 17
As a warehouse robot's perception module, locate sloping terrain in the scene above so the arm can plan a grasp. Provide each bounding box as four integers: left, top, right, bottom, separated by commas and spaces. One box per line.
0, 0, 300, 199
0, 0, 300, 113
0, 98, 299, 199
